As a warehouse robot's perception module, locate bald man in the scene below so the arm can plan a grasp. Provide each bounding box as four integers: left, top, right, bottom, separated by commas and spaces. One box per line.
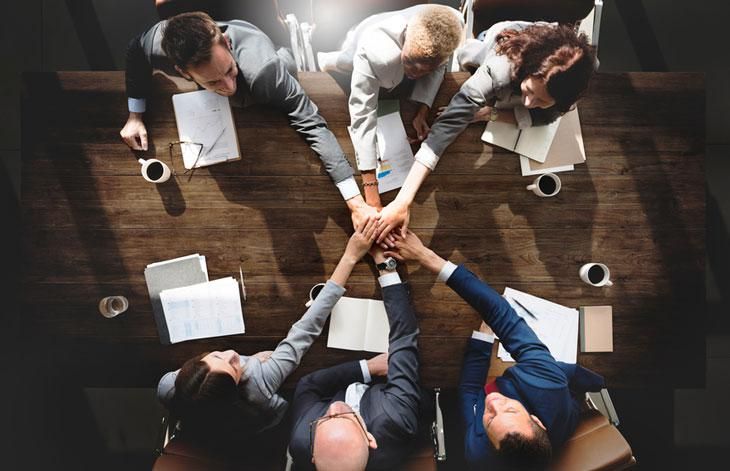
288, 247, 421, 470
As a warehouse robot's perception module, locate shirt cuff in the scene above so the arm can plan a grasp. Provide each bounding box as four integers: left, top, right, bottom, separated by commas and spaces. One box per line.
128, 97, 147, 113
436, 261, 458, 283
359, 359, 372, 383
378, 271, 402, 287
336, 176, 361, 201
471, 330, 496, 344
513, 105, 533, 129
414, 142, 440, 171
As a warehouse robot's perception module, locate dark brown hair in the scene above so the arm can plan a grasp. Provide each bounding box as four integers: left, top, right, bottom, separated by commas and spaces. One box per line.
171, 353, 240, 440
496, 420, 552, 470
161, 11, 226, 70
496, 24, 596, 113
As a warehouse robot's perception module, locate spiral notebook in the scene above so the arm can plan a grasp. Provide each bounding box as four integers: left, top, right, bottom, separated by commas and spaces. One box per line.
171, 90, 241, 169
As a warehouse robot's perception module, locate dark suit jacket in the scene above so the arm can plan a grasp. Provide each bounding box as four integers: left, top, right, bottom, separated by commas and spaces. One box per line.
450, 265, 605, 470
125, 19, 354, 186
289, 282, 421, 470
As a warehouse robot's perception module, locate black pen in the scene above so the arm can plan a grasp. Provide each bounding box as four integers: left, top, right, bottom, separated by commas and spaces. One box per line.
511, 297, 538, 320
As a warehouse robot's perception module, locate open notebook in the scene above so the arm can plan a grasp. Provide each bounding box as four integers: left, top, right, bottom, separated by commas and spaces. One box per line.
327, 296, 390, 353
481, 115, 561, 163
172, 90, 241, 169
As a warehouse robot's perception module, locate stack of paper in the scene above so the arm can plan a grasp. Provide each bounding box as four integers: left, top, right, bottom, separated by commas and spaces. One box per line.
499, 287, 579, 363
481, 117, 561, 163
327, 296, 390, 353
519, 108, 586, 176
144, 254, 245, 344
160, 277, 245, 344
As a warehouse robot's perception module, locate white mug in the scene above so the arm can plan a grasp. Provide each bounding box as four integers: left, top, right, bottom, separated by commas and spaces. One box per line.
139, 158, 171, 183
526, 173, 561, 197
579, 263, 613, 287
305, 282, 326, 307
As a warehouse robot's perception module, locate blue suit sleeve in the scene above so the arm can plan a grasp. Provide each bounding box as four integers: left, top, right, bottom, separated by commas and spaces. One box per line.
458, 338, 492, 429
559, 362, 606, 394
447, 265, 565, 384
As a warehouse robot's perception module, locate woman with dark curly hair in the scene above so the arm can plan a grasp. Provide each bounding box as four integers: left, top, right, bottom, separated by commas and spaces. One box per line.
376, 21, 596, 241
156, 218, 379, 459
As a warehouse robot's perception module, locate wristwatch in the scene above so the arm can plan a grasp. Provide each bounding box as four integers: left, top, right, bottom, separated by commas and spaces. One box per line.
489, 107, 499, 122
376, 257, 397, 271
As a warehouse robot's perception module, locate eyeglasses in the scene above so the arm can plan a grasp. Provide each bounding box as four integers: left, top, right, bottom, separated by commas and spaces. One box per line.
309, 411, 368, 456
168, 140, 204, 181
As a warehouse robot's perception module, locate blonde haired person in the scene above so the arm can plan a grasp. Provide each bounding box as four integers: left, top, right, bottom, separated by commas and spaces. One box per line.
317, 5, 464, 210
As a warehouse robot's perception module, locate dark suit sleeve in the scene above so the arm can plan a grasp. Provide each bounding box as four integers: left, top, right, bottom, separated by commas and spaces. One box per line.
291, 360, 363, 417
529, 106, 563, 126
458, 338, 492, 432
381, 283, 421, 429
249, 57, 355, 185
125, 34, 153, 101
447, 265, 565, 384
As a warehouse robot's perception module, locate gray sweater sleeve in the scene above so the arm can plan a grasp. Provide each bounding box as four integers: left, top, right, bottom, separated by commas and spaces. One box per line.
256, 280, 346, 396
415, 54, 512, 170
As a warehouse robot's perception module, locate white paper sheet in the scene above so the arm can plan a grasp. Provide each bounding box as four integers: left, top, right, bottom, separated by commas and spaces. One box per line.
374, 111, 415, 194
498, 287, 579, 363
327, 297, 390, 353
160, 277, 245, 344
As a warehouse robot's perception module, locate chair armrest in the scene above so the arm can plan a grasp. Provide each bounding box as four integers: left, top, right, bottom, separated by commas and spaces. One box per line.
431, 387, 447, 461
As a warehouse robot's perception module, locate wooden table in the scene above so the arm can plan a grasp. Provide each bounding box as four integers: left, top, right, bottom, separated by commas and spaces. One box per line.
21, 71, 705, 389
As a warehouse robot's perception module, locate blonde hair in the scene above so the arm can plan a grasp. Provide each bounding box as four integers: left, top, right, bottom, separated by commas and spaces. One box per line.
406, 5, 463, 62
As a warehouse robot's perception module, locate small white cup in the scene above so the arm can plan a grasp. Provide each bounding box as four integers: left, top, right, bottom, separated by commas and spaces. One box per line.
99, 295, 129, 318
139, 158, 171, 183
305, 282, 326, 307
579, 263, 613, 287
526, 173, 561, 197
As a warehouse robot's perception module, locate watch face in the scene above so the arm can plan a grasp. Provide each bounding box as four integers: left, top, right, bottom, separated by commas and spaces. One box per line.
385, 258, 397, 270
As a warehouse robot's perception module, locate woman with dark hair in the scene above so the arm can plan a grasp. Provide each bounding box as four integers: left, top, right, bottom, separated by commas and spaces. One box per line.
376, 21, 596, 240
156, 217, 379, 455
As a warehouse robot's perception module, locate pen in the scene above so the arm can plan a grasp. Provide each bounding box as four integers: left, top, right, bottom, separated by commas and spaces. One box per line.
186, 127, 225, 179
239, 265, 247, 301
511, 297, 538, 320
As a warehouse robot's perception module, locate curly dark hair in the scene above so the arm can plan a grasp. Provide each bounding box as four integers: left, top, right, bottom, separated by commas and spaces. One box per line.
496, 419, 552, 470
161, 11, 226, 70
496, 24, 596, 113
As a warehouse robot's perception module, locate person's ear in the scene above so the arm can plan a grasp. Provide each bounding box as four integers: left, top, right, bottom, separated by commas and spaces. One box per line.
174, 65, 193, 81
224, 34, 232, 50
366, 431, 378, 450
530, 414, 546, 431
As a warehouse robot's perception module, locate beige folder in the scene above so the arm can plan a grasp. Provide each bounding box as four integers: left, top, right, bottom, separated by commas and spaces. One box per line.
520, 108, 586, 175
579, 305, 614, 352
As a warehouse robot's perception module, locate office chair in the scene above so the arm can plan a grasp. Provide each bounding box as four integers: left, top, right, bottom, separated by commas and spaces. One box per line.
487, 342, 637, 471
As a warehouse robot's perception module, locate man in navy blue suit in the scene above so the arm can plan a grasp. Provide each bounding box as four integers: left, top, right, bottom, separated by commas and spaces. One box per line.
386, 230, 605, 470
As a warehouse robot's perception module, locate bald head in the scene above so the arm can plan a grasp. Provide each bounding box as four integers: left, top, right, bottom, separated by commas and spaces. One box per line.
311, 402, 376, 471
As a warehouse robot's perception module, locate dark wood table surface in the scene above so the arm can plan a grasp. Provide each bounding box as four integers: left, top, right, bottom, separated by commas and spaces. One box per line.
21, 71, 705, 389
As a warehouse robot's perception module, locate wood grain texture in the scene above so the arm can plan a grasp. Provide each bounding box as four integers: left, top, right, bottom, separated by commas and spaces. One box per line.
21, 71, 705, 389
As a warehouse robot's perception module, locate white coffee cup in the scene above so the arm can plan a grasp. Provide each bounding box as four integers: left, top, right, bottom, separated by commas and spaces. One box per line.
526, 173, 561, 197
139, 158, 171, 183
579, 263, 613, 287
305, 282, 326, 307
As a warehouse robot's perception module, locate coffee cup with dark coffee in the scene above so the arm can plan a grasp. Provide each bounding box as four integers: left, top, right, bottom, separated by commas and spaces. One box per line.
579, 263, 613, 287
139, 158, 171, 183
526, 173, 561, 197
305, 282, 326, 307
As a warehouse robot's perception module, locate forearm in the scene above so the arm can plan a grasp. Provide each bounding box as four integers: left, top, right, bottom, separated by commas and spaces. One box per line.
393, 161, 431, 207
329, 252, 359, 286
409, 242, 447, 275
125, 34, 153, 107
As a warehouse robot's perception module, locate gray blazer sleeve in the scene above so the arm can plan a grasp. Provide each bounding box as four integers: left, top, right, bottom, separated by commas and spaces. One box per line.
415, 54, 512, 170
256, 280, 346, 396
250, 57, 355, 184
